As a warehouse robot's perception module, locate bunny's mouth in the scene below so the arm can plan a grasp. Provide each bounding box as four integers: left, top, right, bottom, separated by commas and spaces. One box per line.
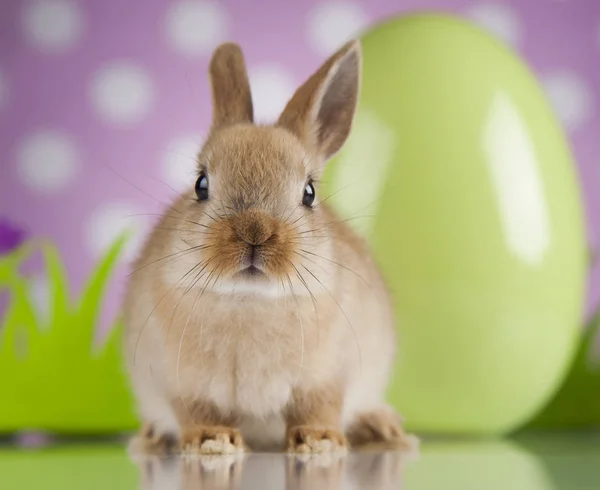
235, 242, 270, 280
241, 265, 264, 277
237, 264, 267, 280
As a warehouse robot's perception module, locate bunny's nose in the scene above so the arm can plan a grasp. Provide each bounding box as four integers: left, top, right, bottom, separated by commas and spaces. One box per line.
236, 222, 272, 246
233, 211, 276, 247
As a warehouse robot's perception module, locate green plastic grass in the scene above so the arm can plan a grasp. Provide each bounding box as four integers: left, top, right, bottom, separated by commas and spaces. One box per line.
0, 235, 138, 434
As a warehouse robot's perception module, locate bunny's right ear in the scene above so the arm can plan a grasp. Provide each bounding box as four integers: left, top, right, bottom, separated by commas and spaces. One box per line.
209, 43, 254, 127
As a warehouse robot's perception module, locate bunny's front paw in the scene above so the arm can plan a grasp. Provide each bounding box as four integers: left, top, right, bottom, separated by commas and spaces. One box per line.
287, 426, 348, 454
181, 426, 244, 455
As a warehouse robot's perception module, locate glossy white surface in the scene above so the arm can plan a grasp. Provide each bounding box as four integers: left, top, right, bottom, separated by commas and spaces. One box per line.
1, 434, 598, 489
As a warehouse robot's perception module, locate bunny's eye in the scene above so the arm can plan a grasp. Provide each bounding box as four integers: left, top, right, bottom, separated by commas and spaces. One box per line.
302, 181, 315, 207
195, 172, 209, 201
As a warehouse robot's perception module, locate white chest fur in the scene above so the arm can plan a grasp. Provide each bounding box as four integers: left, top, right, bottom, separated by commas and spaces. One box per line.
202, 336, 295, 416
169, 294, 309, 419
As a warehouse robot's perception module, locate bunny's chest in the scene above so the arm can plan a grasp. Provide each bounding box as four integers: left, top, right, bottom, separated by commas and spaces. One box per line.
210, 341, 296, 415
165, 293, 326, 417
181, 317, 305, 416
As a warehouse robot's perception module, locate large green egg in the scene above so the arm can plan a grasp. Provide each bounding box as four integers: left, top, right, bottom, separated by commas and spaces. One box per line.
324, 14, 586, 434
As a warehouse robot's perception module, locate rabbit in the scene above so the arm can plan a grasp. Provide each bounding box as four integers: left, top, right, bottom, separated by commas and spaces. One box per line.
123, 39, 417, 456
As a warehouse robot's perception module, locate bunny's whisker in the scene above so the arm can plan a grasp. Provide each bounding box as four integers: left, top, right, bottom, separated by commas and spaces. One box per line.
301, 264, 363, 376
293, 250, 329, 276
176, 310, 194, 425
282, 203, 301, 225
311, 184, 355, 210
289, 261, 321, 351
287, 259, 319, 315
285, 272, 305, 386
196, 206, 218, 223
287, 236, 332, 245
206, 202, 226, 221
288, 214, 309, 231
299, 248, 371, 287
163, 257, 216, 343
295, 215, 374, 235
133, 255, 210, 366
266, 279, 289, 358
153, 227, 216, 236
126, 213, 213, 231
101, 162, 190, 215
154, 178, 197, 204
128, 244, 215, 277
183, 256, 218, 296
175, 259, 226, 426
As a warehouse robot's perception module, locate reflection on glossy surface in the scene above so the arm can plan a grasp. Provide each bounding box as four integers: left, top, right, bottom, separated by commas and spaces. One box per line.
0, 434, 599, 489
132, 435, 600, 490
135, 450, 411, 490
405, 439, 552, 490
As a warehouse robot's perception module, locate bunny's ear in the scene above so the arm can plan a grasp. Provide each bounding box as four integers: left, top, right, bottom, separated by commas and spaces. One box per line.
277, 40, 361, 160
209, 42, 254, 127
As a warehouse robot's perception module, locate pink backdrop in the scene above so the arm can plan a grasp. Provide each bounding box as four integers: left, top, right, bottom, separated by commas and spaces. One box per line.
1, 0, 599, 337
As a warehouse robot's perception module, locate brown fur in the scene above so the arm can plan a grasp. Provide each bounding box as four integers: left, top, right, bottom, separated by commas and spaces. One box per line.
285, 383, 345, 428
123, 39, 415, 456
346, 407, 418, 450
172, 397, 237, 427
285, 384, 348, 453
181, 426, 244, 454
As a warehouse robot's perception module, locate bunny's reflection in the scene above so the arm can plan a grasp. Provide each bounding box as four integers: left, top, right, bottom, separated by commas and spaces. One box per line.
136, 448, 413, 490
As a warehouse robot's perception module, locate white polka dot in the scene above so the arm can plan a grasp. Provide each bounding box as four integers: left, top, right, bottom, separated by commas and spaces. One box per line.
85, 201, 150, 263
17, 130, 79, 194
28, 273, 50, 326
543, 71, 593, 132
22, 0, 84, 53
90, 62, 155, 127
0, 69, 7, 110
161, 134, 203, 191
165, 0, 230, 57
307, 2, 368, 56
249, 66, 297, 123
467, 3, 522, 47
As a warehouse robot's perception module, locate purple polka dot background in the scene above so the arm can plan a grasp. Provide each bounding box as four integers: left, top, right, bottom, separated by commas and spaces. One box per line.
0, 0, 599, 350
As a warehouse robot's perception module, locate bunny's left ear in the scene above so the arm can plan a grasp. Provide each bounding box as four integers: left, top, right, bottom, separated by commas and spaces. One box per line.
277, 40, 361, 160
